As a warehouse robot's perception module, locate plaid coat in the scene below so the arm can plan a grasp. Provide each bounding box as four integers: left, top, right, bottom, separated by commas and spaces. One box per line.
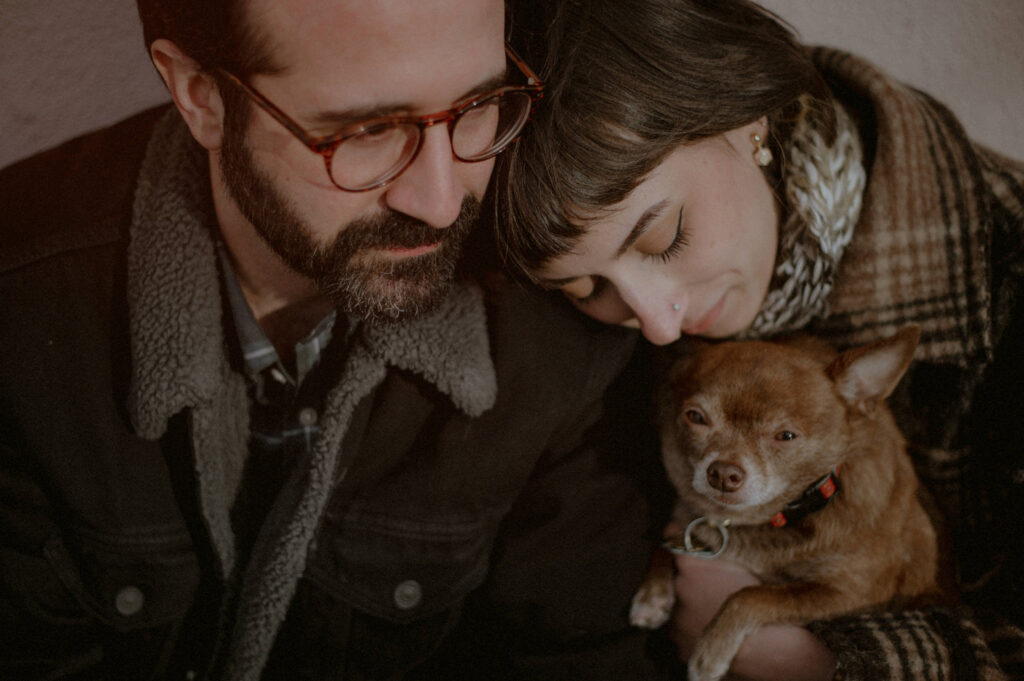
802, 49, 1024, 681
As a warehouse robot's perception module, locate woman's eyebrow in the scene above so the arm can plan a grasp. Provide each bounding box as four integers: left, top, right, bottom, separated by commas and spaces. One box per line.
537, 274, 580, 289
616, 199, 669, 257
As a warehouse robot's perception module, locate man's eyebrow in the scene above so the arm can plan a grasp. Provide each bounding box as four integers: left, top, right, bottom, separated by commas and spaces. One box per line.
308, 71, 509, 130
616, 199, 668, 257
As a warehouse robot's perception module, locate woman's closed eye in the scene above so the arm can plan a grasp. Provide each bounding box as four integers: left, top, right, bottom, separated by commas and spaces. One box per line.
555, 206, 688, 306
644, 207, 689, 264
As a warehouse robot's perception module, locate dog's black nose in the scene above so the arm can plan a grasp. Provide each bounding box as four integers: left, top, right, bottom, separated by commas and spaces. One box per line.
707, 461, 745, 492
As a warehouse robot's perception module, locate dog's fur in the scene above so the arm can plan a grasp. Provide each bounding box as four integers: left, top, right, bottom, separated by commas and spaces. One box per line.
631, 325, 938, 681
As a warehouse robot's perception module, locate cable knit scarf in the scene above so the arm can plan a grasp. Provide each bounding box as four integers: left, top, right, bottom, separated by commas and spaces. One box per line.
743, 102, 866, 338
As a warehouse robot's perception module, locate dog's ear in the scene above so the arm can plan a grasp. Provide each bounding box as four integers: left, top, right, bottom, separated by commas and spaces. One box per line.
827, 325, 921, 415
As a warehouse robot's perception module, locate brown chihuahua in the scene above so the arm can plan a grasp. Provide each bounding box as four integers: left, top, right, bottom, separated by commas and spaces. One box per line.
631, 325, 938, 681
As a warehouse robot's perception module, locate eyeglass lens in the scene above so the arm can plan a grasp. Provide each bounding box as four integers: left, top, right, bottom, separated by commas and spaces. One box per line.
330, 90, 533, 191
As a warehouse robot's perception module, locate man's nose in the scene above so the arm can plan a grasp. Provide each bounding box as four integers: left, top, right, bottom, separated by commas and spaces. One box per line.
383, 124, 465, 229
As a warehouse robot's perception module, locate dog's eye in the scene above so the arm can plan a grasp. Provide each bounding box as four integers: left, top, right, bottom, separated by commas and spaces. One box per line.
684, 409, 706, 426
775, 430, 798, 441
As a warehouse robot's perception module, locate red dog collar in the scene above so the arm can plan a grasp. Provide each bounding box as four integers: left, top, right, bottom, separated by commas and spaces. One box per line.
770, 466, 842, 528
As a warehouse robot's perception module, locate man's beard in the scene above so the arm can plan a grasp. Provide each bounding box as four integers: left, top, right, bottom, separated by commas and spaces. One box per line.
218, 109, 479, 324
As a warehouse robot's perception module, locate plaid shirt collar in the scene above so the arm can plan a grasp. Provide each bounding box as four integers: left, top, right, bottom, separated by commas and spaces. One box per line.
217, 242, 337, 389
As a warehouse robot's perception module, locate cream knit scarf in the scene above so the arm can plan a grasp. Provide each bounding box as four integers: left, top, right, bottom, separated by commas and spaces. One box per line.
743, 102, 866, 338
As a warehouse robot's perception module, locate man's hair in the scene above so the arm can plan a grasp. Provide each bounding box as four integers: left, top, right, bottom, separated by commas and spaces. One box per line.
136, 0, 282, 122
136, 0, 280, 76
496, 0, 834, 278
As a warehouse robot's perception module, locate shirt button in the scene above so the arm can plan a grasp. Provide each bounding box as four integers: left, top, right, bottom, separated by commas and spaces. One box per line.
114, 585, 145, 616
298, 407, 318, 426
393, 580, 422, 610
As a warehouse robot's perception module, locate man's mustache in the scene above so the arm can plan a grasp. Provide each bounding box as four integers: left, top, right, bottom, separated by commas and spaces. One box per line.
340, 212, 448, 251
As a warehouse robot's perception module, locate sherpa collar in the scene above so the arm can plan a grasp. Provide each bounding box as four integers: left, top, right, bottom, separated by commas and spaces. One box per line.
126, 110, 496, 439
126, 110, 496, 680
810, 48, 995, 368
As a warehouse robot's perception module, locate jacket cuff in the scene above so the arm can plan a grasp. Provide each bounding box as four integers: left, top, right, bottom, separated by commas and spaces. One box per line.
808, 607, 1002, 681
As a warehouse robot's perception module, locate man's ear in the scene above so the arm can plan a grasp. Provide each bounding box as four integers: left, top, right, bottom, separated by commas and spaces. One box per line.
149, 38, 225, 150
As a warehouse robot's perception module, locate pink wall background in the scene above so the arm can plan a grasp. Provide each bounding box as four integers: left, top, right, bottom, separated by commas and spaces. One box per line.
1, 0, 1022, 168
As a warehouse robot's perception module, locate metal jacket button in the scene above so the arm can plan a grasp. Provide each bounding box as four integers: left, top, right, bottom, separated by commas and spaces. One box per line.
393, 580, 422, 610
114, 585, 145, 616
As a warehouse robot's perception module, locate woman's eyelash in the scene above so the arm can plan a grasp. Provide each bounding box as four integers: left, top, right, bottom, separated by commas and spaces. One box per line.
646, 207, 689, 264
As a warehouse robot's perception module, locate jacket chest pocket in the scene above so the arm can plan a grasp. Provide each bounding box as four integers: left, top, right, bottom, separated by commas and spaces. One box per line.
306, 506, 495, 624
44, 525, 201, 631
1, 525, 203, 680
262, 507, 498, 679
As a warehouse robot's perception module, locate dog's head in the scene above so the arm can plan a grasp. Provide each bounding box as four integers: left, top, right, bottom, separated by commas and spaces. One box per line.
659, 325, 920, 526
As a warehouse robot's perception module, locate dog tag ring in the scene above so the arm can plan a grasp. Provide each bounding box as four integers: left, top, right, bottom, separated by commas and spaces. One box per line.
663, 516, 730, 559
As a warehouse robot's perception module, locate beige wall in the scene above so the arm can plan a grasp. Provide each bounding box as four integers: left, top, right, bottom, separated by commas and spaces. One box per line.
1, 0, 1022, 168
759, 0, 1024, 160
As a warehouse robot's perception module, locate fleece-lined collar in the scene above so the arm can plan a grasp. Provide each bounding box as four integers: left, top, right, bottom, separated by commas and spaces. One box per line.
126, 110, 495, 440
125, 110, 496, 680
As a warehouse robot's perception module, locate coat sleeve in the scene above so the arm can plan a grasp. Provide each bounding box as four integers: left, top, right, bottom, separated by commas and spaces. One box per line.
808, 144, 1024, 681
808, 607, 1021, 681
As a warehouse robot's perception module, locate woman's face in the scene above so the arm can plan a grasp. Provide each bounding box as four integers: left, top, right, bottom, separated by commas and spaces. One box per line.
534, 121, 780, 345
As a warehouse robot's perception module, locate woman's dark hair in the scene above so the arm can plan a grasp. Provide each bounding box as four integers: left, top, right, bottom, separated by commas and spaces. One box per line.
497, 0, 834, 278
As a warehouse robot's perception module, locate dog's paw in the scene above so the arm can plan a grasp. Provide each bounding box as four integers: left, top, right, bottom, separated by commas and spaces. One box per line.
687, 628, 747, 681
629, 579, 675, 629
686, 641, 732, 681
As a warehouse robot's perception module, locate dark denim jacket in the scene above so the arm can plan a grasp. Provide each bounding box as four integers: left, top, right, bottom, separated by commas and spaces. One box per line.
0, 108, 672, 680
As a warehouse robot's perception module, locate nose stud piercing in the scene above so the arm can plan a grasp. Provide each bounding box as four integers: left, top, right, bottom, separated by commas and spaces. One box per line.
752, 133, 773, 166
672, 303, 681, 311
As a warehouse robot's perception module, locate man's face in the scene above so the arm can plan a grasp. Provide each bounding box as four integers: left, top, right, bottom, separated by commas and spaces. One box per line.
217, 0, 505, 322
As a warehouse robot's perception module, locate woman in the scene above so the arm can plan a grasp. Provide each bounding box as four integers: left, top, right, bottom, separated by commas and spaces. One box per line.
498, 0, 1024, 679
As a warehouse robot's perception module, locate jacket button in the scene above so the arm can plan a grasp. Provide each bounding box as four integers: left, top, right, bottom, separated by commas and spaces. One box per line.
298, 407, 318, 426
393, 580, 422, 610
114, 585, 145, 616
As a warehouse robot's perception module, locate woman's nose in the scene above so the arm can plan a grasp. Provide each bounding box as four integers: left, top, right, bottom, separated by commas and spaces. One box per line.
621, 288, 685, 346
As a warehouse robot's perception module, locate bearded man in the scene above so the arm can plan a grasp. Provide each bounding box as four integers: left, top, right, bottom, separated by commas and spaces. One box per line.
0, 1, 671, 679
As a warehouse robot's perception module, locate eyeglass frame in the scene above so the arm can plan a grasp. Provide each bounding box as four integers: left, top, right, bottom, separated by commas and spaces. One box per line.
218, 43, 544, 192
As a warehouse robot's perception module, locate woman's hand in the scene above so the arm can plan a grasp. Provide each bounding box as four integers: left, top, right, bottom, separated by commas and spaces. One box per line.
668, 547, 838, 681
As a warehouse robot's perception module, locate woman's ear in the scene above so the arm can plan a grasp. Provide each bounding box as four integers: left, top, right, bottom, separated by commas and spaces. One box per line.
149, 38, 226, 150
722, 117, 771, 161
754, 116, 769, 138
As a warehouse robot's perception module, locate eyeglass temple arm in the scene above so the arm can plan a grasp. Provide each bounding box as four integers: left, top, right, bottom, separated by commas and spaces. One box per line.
504, 42, 543, 88
219, 70, 324, 147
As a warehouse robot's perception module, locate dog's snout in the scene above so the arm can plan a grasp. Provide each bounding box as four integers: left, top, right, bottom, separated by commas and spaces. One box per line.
707, 461, 746, 493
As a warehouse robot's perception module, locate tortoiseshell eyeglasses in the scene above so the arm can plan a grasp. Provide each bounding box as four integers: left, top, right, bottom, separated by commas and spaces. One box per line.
220, 44, 544, 192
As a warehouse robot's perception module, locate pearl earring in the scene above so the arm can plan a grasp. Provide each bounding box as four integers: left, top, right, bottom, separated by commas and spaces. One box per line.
672, 303, 681, 311
751, 133, 773, 166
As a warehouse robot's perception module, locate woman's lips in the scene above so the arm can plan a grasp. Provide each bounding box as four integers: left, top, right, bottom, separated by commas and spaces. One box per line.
683, 293, 726, 336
